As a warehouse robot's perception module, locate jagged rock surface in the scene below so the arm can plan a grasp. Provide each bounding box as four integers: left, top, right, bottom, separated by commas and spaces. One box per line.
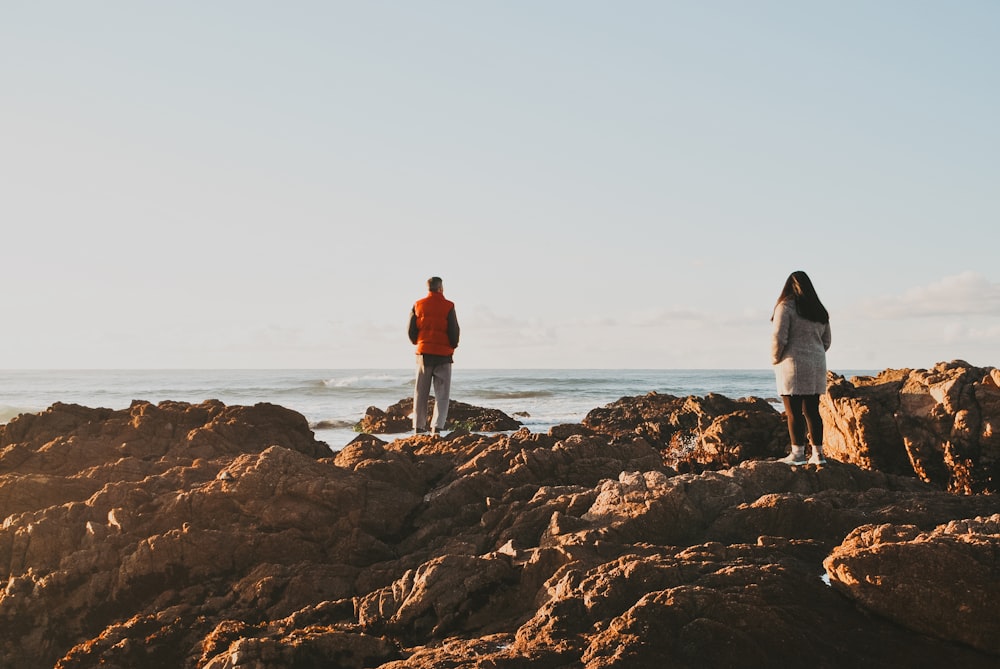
0, 372, 998, 668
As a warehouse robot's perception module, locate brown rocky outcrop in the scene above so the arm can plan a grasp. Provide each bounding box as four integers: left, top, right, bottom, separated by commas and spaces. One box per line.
822, 360, 1000, 493
825, 514, 1000, 655
583, 392, 788, 472
356, 398, 522, 434
1, 371, 999, 668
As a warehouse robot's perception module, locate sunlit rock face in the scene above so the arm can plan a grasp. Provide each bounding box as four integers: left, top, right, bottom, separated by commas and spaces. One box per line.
822, 360, 1000, 493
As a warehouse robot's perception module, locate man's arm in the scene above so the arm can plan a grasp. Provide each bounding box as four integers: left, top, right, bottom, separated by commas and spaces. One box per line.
447, 309, 460, 348
408, 308, 419, 345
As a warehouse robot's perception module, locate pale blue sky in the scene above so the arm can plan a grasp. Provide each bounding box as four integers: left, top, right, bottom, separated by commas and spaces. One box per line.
2, 2, 998, 369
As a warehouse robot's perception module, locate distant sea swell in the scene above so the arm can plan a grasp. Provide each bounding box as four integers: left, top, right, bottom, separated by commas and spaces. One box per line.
0, 368, 876, 450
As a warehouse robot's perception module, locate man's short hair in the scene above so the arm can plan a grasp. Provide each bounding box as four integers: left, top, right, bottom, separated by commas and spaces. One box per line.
427, 276, 443, 291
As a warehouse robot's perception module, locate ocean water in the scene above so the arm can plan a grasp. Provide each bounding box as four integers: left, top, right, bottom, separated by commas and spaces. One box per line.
0, 369, 875, 451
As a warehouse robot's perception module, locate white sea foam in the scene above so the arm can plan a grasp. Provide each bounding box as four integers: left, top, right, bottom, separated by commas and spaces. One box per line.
0, 405, 29, 424
323, 372, 406, 389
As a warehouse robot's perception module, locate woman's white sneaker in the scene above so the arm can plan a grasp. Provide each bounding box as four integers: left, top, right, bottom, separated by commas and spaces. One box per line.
808, 444, 826, 465
779, 445, 808, 465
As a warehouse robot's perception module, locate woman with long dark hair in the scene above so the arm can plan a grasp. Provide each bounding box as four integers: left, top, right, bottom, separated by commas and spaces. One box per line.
771, 271, 832, 465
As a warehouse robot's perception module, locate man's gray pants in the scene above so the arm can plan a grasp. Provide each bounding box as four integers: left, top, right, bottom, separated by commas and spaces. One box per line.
413, 358, 452, 432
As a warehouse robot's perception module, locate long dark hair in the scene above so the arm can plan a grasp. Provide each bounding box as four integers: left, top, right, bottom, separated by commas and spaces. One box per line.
773, 271, 829, 324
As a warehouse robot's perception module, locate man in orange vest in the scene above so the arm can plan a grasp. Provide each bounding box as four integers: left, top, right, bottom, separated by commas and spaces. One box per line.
408, 276, 460, 434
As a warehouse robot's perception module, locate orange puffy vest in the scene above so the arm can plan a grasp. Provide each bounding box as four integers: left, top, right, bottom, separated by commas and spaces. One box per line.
413, 292, 456, 356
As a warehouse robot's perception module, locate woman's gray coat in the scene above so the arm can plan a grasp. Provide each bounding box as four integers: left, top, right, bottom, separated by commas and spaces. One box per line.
771, 299, 832, 396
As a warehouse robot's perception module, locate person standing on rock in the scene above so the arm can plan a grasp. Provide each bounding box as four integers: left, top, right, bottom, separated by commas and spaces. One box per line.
408, 276, 460, 435
771, 270, 832, 465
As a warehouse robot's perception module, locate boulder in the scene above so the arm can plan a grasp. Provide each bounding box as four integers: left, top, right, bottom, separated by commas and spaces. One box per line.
355, 398, 522, 434
822, 360, 1000, 493
825, 514, 1000, 655
583, 392, 787, 472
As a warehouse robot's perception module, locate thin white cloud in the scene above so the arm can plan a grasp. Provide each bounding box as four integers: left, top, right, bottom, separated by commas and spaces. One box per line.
628, 306, 769, 328
941, 321, 1000, 344
462, 305, 770, 337
461, 308, 559, 350
856, 272, 1000, 319
630, 308, 707, 327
